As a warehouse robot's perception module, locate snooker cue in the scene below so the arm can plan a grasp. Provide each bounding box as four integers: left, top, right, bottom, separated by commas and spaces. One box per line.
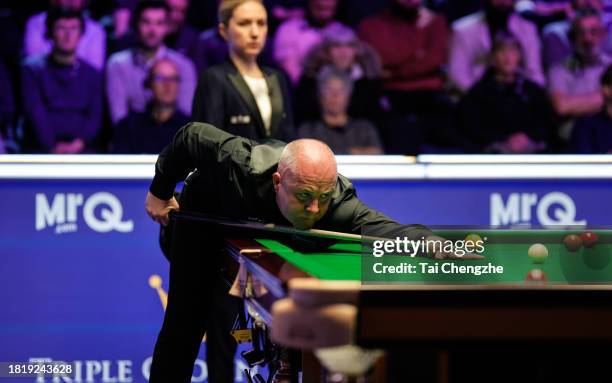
169, 210, 376, 242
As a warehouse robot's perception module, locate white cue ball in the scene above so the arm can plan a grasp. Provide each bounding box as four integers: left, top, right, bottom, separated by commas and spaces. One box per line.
527, 243, 549, 264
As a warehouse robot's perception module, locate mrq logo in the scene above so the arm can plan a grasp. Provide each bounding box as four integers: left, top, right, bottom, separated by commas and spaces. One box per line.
35, 192, 134, 234
490, 192, 586, 227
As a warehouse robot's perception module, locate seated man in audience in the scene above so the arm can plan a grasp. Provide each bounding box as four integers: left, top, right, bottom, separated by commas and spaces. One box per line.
358, 0, 453, 154
112, 58, 189, 153
449, 0, 544, 92
164, 0, 199, 65
298, 66, 383, 154
106, 0, 196, 124
548, 7, 611, 141
542, 0, 612, 69
24, 0, 106, 70
460, 32, 554, 153
273, 0, 353, 84
21, 7, 103, 154
358, 0, 448, 108
571, 64, 612, 152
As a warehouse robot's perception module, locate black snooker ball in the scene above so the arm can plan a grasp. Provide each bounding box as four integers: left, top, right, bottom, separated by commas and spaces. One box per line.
563, 234, 583, 252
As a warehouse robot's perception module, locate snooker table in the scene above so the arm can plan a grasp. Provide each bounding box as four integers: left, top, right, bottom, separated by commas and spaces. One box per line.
224, 230, 612, 382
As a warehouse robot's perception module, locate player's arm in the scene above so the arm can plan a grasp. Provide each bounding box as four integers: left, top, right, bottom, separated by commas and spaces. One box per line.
147, 122, 240, 223
327, 177, 434, 241
329, 177, 482, 259
150, 122, 235, 197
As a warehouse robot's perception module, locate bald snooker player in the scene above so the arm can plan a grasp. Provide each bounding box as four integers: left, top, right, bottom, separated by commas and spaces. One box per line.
145, 122, 460, 382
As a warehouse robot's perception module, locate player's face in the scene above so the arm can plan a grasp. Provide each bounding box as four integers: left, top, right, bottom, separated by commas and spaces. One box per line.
309, 0, 338, 24
138, 8, 169, 49
492, 44, 521, 76
150, 60, 180, 106
320, 78, 350, 116
575, 16, 605, 57
273, 168, 337, 230
221, 1, 267, 60
51, 18, 82, 54
329, 44, 356, 71
167, 0, 188, 34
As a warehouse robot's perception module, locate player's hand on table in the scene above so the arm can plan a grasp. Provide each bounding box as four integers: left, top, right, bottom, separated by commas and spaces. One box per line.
145, 191, 179, 226
425, 235, 485, 260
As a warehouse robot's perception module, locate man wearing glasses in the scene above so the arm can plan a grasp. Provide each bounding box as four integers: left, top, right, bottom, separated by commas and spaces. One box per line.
112, 58, 189, 153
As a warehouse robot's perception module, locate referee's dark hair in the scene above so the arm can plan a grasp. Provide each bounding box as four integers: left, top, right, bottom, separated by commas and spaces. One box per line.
133, 0, 170, 26
45, 7, 85, 39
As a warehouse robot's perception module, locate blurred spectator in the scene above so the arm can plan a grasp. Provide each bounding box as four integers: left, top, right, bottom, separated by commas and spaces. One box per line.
460, 33, 554, 153
112, 58, 189, 153
273, 0, 353, 84
192, 0, 294, 141
359, 0, 456, 154
515, 0, 573, 27
570, 63, 612, 152
548, 8, 610, 119
0, 60, 14, 146
449, 0, 544, 92
21, 7, 103, 153
359, 0, 448, 101
106, 0, 196, 124
298, 67, 383, 154
542, 0, 612, 69
24, 0, 106, 70
296, 26, 382, 124
165, 0, 199, 64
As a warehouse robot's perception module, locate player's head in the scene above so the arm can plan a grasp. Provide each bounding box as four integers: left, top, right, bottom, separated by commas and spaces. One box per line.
317, 66, 353, 116
273, 140, 338, 230
146, 58, 181, 106
135, 0, 170, 50
167, 0, 189, 34
570, 8, 605, 59
218, 0, 267, 60
46, 7, 84, 55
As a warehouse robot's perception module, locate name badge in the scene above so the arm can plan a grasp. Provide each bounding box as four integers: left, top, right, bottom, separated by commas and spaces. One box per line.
230, 115, 251, 124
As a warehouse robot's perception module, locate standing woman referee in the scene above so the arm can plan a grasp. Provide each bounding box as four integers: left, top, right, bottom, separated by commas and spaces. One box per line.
192, 0, 295, 141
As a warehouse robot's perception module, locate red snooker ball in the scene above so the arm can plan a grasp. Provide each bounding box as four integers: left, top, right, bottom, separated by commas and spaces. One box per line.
581, 231, 598, 248
525, 269, 547, 282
